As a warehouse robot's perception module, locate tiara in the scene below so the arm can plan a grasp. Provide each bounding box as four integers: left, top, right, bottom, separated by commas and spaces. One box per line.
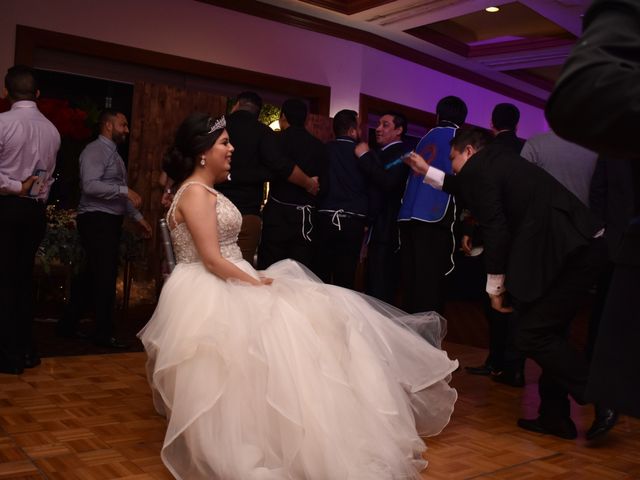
207, 115, 226, 134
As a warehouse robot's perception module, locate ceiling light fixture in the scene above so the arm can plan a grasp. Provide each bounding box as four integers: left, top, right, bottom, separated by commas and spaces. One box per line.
485, 6, 500, 12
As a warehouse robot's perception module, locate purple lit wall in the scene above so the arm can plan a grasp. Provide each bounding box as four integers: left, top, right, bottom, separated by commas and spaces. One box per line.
1, 0, 547, 137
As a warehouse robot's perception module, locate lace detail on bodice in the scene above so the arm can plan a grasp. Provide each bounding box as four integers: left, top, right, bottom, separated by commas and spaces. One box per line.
167, 182, 243, 264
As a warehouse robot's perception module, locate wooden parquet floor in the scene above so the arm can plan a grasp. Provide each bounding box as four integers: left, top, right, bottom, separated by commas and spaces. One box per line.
1, 345, 638, 479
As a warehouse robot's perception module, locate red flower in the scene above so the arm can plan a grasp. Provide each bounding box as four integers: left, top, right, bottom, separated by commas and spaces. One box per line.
0, 97, 91, 141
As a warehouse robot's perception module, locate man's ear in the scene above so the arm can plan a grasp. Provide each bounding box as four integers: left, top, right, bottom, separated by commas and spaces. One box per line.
1, 87, 7, 99
35, 89, 41, 99
465, 144, 476, 157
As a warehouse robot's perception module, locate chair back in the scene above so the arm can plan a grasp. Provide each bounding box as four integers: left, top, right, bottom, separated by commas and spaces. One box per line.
159, 218, 176, 273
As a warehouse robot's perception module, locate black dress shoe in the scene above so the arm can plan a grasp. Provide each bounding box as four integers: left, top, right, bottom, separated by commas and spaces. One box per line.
492, 370, 525, 387
0, 364, 24, 375
56, 328, 90, 339
586, 407, 618, 441
24, 353, 41, 369
517, 417, 577, 440
94, 337, 129, 349
465, 364, 501, 376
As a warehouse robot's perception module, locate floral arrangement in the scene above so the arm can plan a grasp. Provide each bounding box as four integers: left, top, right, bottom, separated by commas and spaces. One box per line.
37, 205, 146, 274
0, 97, 92, 141
37, 206, 82, 273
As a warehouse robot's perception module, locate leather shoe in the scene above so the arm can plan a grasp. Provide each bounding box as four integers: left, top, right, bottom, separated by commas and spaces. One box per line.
586, 407, 618, 441
56, 328, 90, 339
465, 364, 501, 376
0, 363, 24, 375
517, 416, 577, 440
24, 353, 41, 369
492, 370, 525, 387
94, 337, 129, 349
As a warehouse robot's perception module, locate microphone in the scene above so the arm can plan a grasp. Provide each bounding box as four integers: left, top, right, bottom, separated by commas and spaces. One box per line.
384, 151, 413, 170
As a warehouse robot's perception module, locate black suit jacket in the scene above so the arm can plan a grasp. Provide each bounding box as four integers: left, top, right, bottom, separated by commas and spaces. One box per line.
216, 110, 294, 215
359, 142, 410, 245
492, 130, 525, 154
546, 0, 640, 266
546, 0, 640, 160
443, 144, 599, 302
269, 125, 326, 206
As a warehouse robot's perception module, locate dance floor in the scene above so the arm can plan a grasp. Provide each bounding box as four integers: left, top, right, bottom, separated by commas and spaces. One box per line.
1, 343, 638, 479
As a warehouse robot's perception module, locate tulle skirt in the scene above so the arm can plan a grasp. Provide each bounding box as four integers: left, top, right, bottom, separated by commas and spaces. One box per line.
139, 259, 458, 479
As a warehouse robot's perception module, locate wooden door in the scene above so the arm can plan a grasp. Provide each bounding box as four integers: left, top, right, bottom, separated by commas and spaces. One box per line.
128, 82, 227, 292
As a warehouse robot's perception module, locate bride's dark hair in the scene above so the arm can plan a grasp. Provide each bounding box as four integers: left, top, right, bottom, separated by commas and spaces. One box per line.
163, 112, 226, 185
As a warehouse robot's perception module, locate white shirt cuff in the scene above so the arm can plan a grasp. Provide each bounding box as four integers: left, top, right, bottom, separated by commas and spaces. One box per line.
423, 167, 445, 190
486, 274, 506, 296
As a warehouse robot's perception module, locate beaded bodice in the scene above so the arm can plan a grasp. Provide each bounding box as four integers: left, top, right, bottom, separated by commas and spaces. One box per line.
167, 182, 243, 263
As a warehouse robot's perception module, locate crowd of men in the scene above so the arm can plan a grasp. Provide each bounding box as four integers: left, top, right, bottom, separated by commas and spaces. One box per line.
2, 1, 637, 444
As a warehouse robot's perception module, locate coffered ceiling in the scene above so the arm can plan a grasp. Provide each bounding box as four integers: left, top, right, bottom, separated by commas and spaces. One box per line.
204, 0, 591, 106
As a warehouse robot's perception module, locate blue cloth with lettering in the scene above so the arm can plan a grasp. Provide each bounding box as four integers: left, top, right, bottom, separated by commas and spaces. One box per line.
398, 126, 457, 222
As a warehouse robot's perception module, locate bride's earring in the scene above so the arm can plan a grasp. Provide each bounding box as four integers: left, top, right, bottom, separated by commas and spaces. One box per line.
200, 155, 206, 167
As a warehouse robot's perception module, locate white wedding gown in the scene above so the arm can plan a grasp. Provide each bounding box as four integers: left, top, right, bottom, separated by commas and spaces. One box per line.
139, 182, 458, 480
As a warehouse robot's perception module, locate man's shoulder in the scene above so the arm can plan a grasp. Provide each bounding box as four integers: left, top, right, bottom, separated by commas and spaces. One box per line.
418, 126, 456, 145
79, 137, 105, 157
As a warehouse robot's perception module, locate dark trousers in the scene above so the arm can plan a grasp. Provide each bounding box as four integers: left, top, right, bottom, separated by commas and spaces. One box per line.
483, 303, 511, 370
513, 239, 607, 419
366, 242, 400, 305
399, 220, 454, 314
257, 200, 313, 270
313, 213, 366, 290
75, 211, 123, 342
586, 263, 640, 418
0, 196, 46, 369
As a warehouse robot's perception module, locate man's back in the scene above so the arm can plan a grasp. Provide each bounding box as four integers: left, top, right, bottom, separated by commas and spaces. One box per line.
0, 101, 59, 197
270, 125, 325, 205
318, 137, 368, 215
218, 110, 292, 215
521, 131, 597, 206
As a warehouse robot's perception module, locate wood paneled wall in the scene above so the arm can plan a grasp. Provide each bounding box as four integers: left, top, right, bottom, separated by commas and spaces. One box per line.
128, 82, 227, 289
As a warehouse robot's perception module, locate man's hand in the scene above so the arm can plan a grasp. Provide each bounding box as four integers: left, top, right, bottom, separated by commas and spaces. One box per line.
354, 142, 370, 157
461, 235, 473, 256
306, 176, 319, 196
127, 188, 142, 209
259, 277, 274, 286
20, 176, 38, 196
403, 152, 429, 176
161, 190, 174, 208
489, 293, 514, 313
138, 218, 152, 238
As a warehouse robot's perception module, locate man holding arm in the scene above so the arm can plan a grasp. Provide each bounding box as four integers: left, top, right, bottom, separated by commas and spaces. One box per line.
0, 65, 60, 374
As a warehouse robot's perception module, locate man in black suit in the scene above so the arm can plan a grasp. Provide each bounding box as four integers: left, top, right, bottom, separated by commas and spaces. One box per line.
490, 103, 524, 154
355, 111, 410, 304
404, 127, 615, 441
546, 0, 640, 420
217, 92, 318, 264
257, 99, 326, 269
314, 110, 368, 289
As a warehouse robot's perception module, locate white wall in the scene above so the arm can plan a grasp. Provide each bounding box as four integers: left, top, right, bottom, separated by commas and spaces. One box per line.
1, 0, 547, 137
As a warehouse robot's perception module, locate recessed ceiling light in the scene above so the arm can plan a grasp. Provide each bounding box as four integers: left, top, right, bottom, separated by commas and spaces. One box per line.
485, 6, 500, 12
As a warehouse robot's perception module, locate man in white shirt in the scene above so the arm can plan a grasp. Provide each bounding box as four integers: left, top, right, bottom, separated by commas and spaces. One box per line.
0, 65, 60, 374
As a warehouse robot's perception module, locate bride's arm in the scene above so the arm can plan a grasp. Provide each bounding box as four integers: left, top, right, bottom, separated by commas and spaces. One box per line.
179, 186, 262, 285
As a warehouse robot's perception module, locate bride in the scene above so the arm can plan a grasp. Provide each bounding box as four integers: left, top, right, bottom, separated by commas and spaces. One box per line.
139, 113, 458, 480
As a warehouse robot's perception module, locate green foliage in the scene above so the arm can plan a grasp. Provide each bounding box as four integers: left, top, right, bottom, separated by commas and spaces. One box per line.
259, 103, 281, 127
37, 206, 146, 274
37, 206, 83, 274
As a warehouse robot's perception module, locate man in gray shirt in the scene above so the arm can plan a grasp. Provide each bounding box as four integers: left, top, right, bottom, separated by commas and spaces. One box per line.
62, 109, 150, 348
521, 131, 597, 206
